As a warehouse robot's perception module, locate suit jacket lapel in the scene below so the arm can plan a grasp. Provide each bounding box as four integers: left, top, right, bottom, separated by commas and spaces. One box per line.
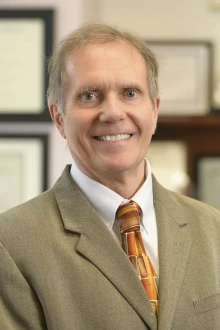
53, 166, 157, 330
152, 176, 191, 330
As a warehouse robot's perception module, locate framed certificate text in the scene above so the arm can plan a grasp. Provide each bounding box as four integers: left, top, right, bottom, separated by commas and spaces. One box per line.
147, 41, 212, 116
0, 9, 53, 121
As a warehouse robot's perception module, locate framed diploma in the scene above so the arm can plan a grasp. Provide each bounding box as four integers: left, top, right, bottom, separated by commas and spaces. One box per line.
0, 134, 48, 213
196, 156, 220, 210
0, 9, 53, 121
147, 41, 213, 116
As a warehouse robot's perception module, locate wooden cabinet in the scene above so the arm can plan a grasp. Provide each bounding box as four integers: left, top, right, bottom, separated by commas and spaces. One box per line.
152, 115, 220, 201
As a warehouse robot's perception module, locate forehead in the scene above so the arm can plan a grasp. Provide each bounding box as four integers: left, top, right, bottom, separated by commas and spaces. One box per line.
65, 41, 148, 82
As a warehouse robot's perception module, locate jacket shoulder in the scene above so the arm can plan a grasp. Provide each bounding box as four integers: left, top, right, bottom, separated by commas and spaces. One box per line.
0, 188, 57, 235
169, 189, 220, 217
152, 174, 220, 223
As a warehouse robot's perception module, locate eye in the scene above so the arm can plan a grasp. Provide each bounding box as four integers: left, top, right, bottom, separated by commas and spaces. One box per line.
125, 89, 137, 98
81, 92, 95, 101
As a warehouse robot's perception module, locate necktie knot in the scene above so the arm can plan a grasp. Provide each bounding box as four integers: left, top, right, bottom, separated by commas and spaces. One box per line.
116, 201, 142, 234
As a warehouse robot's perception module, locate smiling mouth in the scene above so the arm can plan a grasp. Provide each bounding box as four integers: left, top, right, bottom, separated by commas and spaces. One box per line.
95, 134, 132, 141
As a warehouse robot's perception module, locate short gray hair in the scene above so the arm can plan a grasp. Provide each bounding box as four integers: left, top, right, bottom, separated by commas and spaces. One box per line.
47, 21, 159, 113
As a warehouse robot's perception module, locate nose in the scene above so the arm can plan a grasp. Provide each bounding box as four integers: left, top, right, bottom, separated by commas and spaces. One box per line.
99, 95, 126, 123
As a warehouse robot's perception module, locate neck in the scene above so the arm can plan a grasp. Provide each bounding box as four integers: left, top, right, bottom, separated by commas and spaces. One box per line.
78, 160, 147, 199
106, 175, 146, 199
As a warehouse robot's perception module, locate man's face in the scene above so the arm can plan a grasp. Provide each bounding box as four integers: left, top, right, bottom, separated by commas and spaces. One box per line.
51, 41, 159, 182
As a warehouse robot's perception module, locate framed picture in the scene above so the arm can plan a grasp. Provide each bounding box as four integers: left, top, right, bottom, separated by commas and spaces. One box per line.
0, 9, 53, 121
0, 134, 48, 213
147, 41, 213, 116
196, 156, 220, 209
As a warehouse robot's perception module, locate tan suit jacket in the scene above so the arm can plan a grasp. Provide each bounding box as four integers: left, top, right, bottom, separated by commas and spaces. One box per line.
1, 165, 220, 330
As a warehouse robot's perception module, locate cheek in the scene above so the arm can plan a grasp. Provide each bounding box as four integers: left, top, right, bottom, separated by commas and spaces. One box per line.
64, 115, 91, 148
140, 112, 155, 134
64, 112, 80, 136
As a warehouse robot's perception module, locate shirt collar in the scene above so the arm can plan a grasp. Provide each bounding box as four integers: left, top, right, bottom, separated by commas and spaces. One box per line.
70, 162, 123, 231
70, 160, 154, 232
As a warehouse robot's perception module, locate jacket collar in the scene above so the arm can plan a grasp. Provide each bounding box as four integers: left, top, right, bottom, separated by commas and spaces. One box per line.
152, 175, 191, 330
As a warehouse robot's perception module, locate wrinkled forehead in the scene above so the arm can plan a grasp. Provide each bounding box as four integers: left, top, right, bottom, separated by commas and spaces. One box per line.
64, 41, 147, 74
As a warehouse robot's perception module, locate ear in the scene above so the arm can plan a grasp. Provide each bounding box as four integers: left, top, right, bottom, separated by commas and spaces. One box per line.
49, 104, 66, 139
152, 97, 160, 135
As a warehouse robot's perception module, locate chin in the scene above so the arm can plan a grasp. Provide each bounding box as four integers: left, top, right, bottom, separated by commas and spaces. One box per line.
96, 160, 134, 174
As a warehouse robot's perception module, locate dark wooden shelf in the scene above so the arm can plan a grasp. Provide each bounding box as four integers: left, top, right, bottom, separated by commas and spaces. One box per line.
158, 115, 220, 129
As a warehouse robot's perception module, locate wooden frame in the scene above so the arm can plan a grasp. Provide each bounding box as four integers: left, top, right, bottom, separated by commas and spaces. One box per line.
0, 9, 53, 121
0, 134, 48, 213
147, 41, 213, 116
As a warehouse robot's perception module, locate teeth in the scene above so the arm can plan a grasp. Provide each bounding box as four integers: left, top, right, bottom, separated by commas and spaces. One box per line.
97, 134, 131, 141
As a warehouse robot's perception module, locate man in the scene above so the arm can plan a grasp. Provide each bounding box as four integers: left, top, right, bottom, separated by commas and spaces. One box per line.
1, 22, 220, 330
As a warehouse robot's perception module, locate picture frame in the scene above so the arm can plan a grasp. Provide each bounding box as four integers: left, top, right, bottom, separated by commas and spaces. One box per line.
0, 9, 53, 121
147, 41, 213, 116
0, 134, 48, 213
196, 155, 220, 209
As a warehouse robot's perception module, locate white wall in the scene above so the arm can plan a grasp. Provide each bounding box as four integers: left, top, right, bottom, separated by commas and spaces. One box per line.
1, 0, 220, 188
98, 0, 220, 83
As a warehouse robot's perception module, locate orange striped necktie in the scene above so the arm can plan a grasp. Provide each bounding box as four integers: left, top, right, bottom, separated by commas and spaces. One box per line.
116, 200, 159, 317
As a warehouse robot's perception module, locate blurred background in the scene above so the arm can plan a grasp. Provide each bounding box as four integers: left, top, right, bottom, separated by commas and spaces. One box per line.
1, 0, 220, 212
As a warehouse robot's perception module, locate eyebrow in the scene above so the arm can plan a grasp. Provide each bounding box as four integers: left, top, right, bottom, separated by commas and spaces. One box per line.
121, 83, 142, 90
80, 83, 141, 91
78, 86, 99, 94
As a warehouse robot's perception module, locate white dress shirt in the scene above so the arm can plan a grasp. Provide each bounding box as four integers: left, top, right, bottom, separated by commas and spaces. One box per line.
70, 160, 159, 275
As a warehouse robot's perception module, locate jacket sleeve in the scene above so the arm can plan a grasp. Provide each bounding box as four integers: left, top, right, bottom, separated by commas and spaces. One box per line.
0, 240, 47, 330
